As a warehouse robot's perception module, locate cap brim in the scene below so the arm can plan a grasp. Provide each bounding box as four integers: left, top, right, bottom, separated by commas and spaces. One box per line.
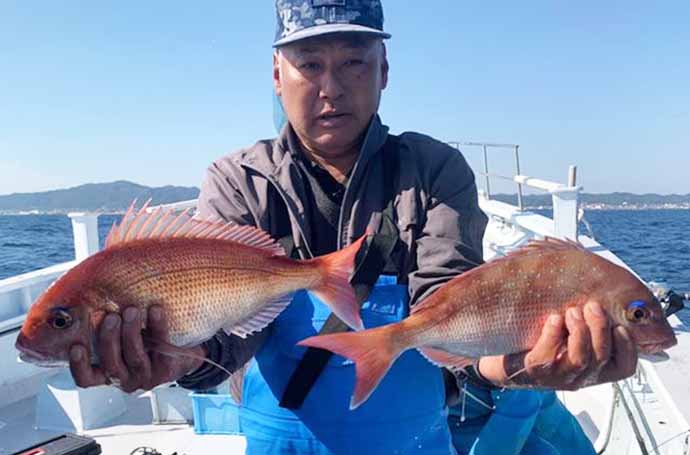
273, 23, 391, 48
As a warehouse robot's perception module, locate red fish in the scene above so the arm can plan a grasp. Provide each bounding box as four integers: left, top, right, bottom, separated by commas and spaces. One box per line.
299, 238, 678, 409
15, 201, 366, 369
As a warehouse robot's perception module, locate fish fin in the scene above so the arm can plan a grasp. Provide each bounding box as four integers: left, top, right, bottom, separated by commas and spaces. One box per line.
506, 365, 529, 382
309, 233, 368, 331
122, 198, 152, 241
409, 236, 592, 315
105, 200, 284, 255
104, 220, 118, 248
478, 235, 589, 268
519, 236, 587, 254
142, 335, 233, 378
152, 208, 184, 238
228, 362, 250, 405
298, 325, 402, 410
410, 298, 434, 315
417, 347, 475, 376
105, 199, 137, 248
145, 335, 247, 405
223, 293, 294, 338
506, 344, 567, 382
134, 206, 163, 240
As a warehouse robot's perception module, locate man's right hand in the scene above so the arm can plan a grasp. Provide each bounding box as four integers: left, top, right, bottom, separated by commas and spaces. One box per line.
69, 305, 206, 393
477, 301, 638, 390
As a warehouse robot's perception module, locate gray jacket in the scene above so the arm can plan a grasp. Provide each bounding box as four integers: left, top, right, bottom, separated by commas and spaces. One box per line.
183, 115, 488, 389
198, 115, 487, 304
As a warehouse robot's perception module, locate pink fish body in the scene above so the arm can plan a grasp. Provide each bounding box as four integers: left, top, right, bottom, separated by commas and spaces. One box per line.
300, 238, 678, 409
16, 202, 365, 367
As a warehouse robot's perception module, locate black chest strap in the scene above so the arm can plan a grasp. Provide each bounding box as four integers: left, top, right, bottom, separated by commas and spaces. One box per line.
278, 135, 400, 410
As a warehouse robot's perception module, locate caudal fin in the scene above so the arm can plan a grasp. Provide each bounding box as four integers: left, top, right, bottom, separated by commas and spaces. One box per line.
309, 233, 369, 331
298, 325, 404, 410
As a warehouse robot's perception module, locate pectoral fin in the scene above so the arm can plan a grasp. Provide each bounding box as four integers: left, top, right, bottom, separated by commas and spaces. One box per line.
417, 347, 475, 376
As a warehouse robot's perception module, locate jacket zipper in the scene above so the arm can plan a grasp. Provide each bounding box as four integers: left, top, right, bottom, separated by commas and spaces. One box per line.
335, 129, 384, 250
335, 152, 367, 250
241, 163, 314, 259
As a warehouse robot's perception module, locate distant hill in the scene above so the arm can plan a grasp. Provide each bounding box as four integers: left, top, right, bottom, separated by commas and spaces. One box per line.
493, 192, 690, 209
1, 181, 689, 213
0, 181, 200, 213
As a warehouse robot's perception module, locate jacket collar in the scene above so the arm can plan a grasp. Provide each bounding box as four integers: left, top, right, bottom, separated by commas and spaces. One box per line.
237, 115, 389, 254
238, 114, 390, 181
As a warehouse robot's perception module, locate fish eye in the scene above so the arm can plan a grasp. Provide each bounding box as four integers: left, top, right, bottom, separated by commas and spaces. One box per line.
626, 300, 650, 323
50, 308, 73, 330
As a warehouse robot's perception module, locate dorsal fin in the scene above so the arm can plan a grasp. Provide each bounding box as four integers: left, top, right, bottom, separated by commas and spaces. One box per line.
104, 201, 284, 255
411, 236, 588, 315
509, 236, 587, 256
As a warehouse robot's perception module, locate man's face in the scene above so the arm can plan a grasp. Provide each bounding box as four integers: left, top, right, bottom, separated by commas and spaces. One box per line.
274, 34, 388, 157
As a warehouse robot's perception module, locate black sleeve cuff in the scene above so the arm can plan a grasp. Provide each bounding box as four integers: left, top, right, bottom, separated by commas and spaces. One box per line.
461, 362, 500, 390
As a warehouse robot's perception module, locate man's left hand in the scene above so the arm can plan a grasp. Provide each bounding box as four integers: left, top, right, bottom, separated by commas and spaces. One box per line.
477, 301, 638, 390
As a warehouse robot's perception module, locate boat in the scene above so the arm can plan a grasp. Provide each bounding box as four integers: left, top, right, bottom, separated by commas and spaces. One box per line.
1, 142, 688, 454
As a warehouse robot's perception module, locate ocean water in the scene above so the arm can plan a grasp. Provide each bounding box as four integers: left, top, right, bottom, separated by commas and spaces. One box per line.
574, 210, 690, 294
1, 209, 689, 291
0, 214, 121, 280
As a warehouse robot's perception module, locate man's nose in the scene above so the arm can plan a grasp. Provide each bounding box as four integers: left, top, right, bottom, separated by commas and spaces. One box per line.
319, 69, 345, 101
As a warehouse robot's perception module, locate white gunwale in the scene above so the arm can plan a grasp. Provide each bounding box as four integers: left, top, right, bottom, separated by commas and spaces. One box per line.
1, 143, 688, 454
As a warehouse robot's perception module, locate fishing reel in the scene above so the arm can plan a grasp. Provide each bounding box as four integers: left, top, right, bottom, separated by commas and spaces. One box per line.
649, 282, 687, 318
130, 448, 186, 455
661, 290, 687, 318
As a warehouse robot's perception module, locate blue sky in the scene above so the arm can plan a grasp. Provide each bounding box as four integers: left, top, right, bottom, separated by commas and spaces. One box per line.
1, 1, 689, 196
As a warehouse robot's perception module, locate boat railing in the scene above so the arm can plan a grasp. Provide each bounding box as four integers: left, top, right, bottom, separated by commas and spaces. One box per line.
449, 141, 582, 241
144, 199, 198, 213
0, 213, 104, 334
1, 143, 584, 334
0, 202, 200, 334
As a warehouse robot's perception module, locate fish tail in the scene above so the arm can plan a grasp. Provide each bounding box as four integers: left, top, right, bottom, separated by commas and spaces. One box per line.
298, 325, 404, 410
309, 233, 368, 331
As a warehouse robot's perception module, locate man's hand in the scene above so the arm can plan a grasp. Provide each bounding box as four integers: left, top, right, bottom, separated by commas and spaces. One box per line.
69, 305, 205, 393
477, 301, 638, 390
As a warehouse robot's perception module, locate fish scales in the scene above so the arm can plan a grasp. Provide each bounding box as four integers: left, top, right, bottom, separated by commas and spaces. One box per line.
299, 237, 677, 409
412, 248, 595, 357
89, 238, 320, 347
16, 204, 367, 370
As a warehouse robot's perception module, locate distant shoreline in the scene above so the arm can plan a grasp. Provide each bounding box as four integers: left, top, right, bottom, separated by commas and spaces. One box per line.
2, 180, 688, 215
2, 205, 689, 216
0, 211, 127, 216
535, 204, 690, 211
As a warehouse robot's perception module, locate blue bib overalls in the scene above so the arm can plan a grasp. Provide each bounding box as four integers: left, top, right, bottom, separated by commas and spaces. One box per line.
239, 276, 456, 454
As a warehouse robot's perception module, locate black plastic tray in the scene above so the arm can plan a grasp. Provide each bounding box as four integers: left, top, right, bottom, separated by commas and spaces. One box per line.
12, 433, 101, 455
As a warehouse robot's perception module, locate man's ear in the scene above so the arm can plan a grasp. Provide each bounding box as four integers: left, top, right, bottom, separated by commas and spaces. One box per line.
380, 43, 389, 90
273, 52, 282, 96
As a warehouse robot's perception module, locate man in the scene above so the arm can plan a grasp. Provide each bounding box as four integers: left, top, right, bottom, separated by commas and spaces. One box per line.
69, 1, 638, 453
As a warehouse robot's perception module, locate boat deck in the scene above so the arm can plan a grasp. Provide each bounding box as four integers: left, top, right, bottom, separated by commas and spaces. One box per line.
0, 391, 246, 455
2, 166, 689, 454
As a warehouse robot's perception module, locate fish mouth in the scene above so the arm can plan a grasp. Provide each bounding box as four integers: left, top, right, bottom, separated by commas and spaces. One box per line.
18, 352, 68, 368
15, 342, 65, 367
638, 338, 677, 354
17, 350, 67, 367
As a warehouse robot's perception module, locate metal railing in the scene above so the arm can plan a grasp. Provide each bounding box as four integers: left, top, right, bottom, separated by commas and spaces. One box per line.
448, 142, 524, 209
0, 203, 198, 332
449, 141, 583, 240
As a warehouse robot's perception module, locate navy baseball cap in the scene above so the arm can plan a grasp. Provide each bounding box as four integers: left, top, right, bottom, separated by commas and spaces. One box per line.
273, 0, 391, 48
